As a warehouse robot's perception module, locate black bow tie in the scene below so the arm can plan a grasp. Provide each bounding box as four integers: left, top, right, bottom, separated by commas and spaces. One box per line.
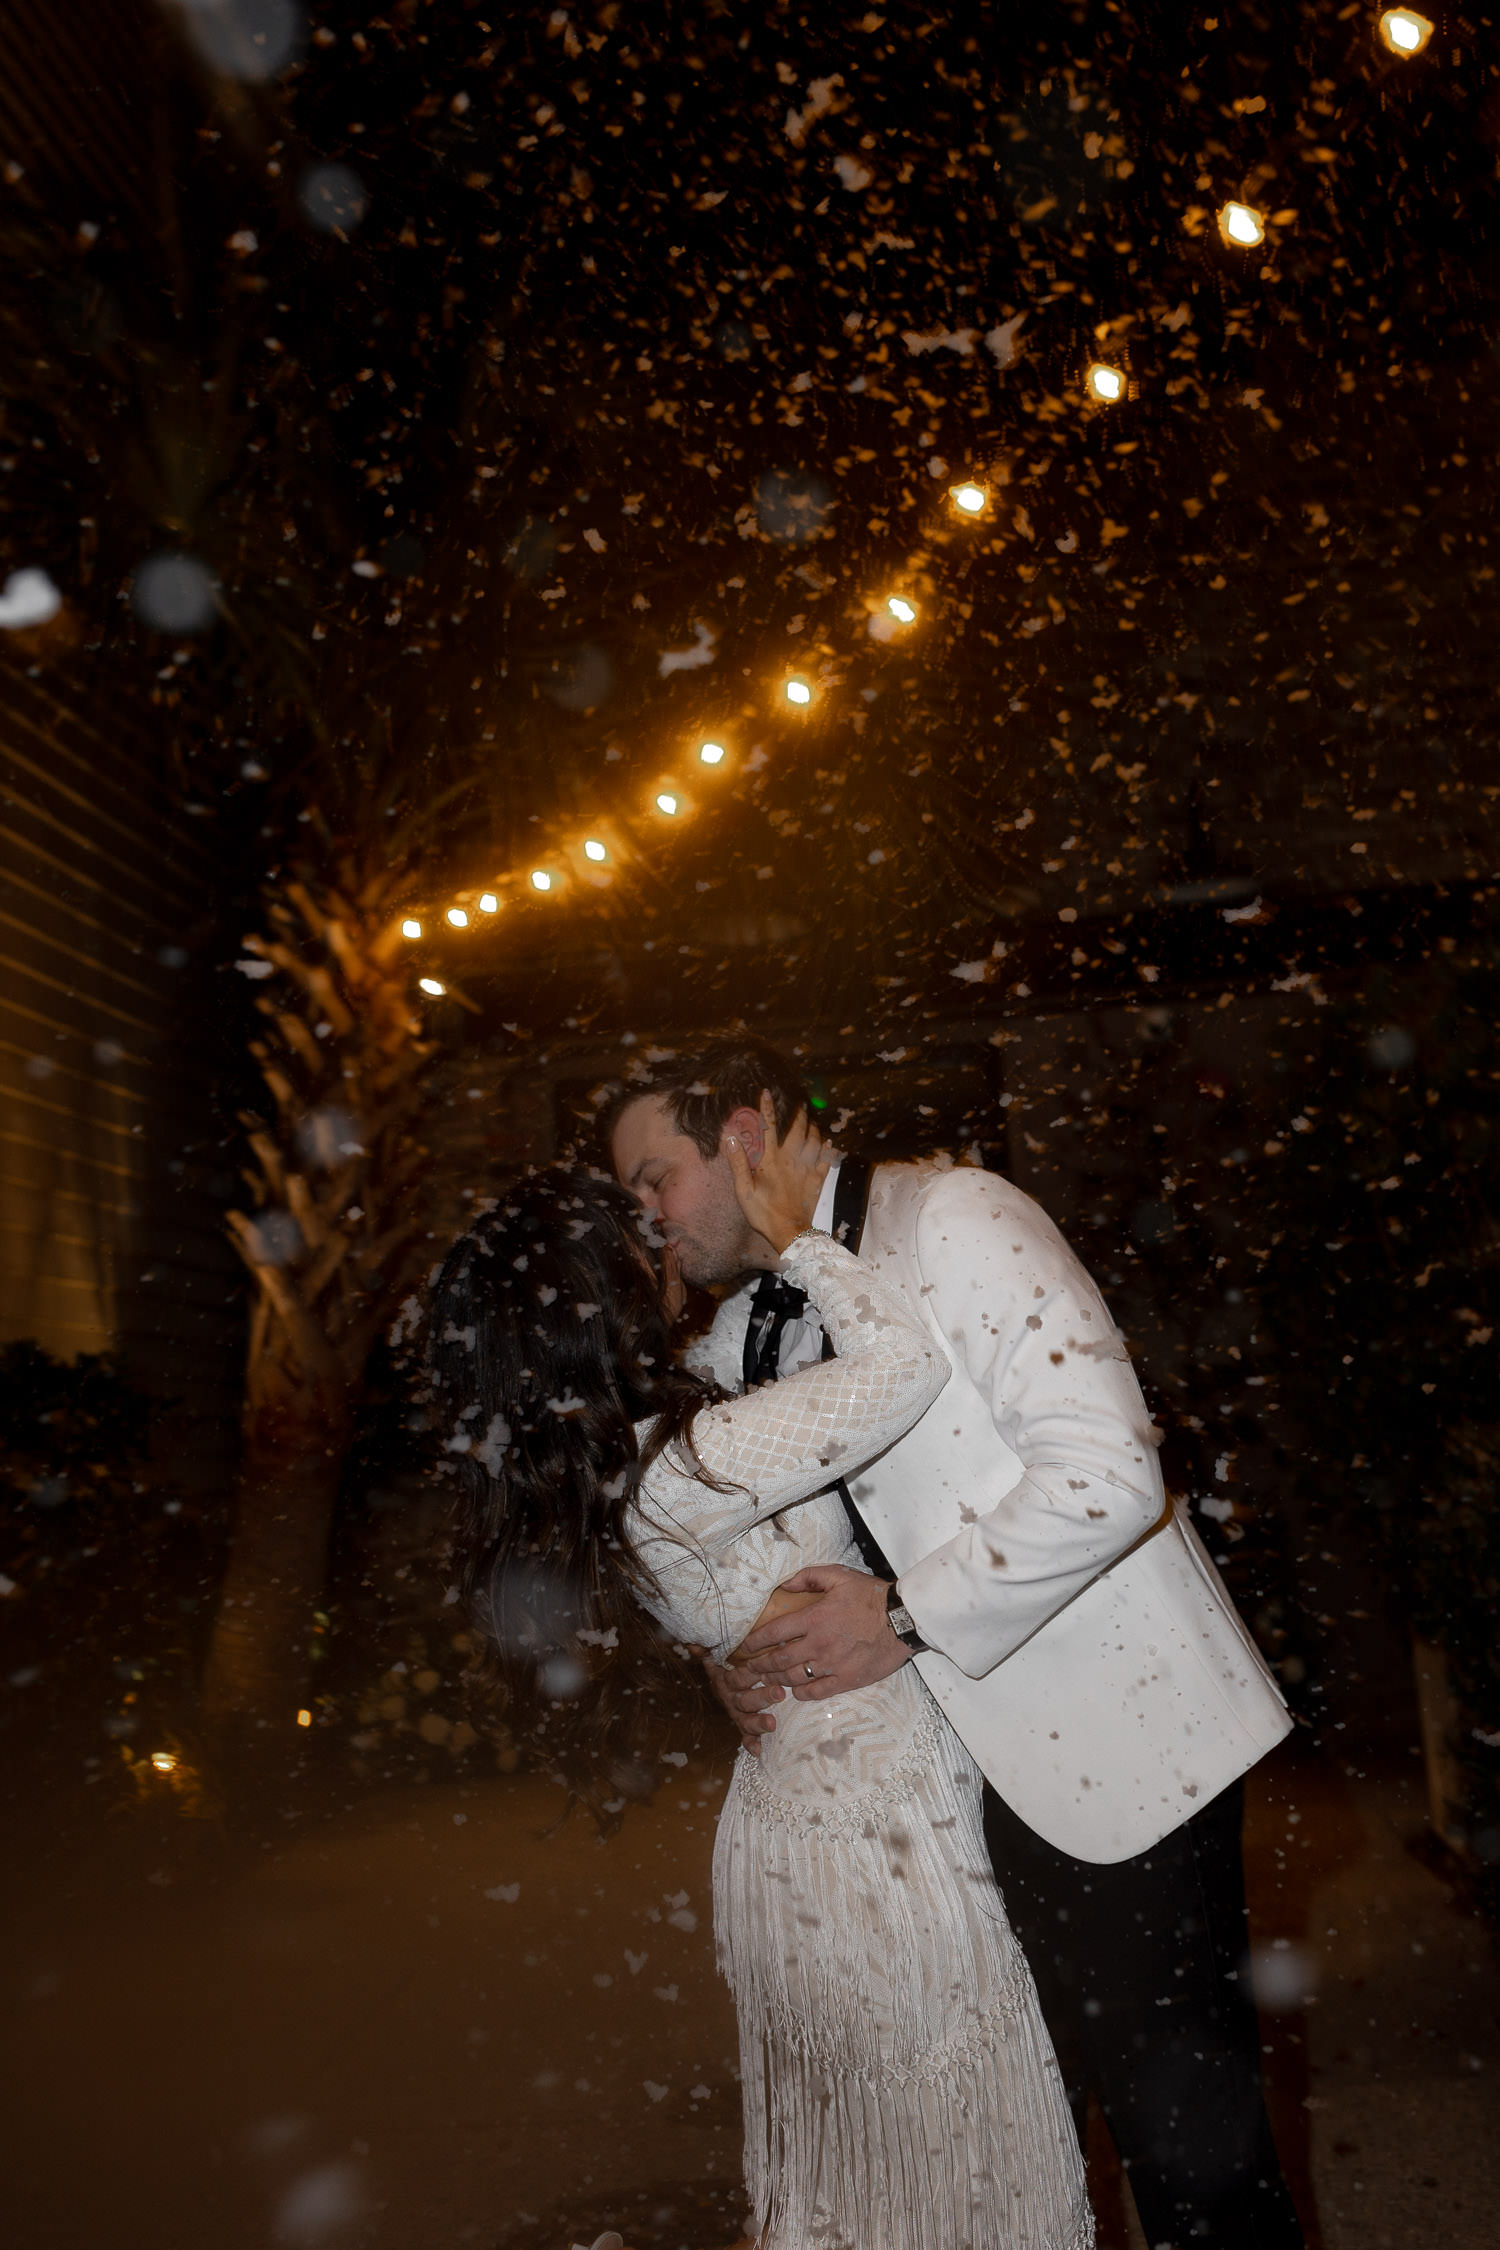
742, 1270, 808, 1389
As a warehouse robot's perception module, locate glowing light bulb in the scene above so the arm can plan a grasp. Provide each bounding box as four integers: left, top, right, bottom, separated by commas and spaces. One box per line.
1379, 7, 1432, 52
401, 918, 421, 939
530, 869, 552, 891
419, 976, 445, 996
447, 907, 468, 927
478, 893, 498, 913
296, 1708, 312, 1728
886, 595, 917, 624
784, 678, 812, 706
1085, 362, 1125, 403
150, 1750, 177, 1774
583, 838, 607, 861
951, 481, 987, 514
698, 740, 726, 764
1218, 200, 1265, 248
656, 792, 680, 816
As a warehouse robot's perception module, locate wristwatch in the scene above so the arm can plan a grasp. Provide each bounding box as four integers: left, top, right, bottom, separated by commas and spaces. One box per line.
885, 1581, 928, 1654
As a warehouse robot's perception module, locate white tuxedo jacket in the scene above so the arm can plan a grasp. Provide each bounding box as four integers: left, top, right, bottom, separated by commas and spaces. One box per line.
695, 1158, 1291, 1863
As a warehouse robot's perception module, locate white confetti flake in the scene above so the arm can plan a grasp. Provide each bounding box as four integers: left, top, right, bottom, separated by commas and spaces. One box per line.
784, 74, 842, 145
902, 327, 976, 357
273, 2161, 365, 2244
985, 314, 1027, 366
658, 619, 717, 676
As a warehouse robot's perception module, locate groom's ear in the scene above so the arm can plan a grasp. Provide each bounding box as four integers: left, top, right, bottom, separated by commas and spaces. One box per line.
720, 1103, 765, 1167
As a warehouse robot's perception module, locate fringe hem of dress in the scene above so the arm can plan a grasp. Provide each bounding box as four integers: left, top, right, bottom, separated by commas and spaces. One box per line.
738, 1989, 1096, 2250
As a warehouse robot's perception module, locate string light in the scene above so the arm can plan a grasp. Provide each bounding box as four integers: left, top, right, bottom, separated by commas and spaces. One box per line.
296, 1708, 312, 1728
403, 222, 1380, 923
1218, 200, 1265, 248
419, 976, 445, 996
1379, 7, 1432, 52
150, 1750, 177, 1774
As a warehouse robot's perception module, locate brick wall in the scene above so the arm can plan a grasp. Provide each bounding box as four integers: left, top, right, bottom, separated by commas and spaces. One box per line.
0, 655, 242, 1492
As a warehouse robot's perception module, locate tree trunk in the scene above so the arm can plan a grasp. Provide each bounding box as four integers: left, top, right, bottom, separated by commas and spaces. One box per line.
199, 1397, 353, 1748
196, 859, 440, 1756
1412, 1635, 1477, 1861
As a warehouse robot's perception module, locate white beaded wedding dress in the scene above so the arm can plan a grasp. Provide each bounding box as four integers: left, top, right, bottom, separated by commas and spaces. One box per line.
629, 1231, 1093, 2250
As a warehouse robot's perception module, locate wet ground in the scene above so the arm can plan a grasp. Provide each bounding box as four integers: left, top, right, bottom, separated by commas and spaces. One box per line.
3, 1734, 1495, 2250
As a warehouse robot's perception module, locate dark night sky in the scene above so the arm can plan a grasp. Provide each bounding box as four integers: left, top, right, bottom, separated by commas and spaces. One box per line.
4, 0, 1500, 1042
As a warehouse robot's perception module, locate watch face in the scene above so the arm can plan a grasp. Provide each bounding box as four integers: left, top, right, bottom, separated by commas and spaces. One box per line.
885, 1586, 923, 1649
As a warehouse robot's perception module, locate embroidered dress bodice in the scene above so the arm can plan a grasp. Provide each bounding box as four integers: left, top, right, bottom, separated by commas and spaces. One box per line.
622, 1235, 1093, 2250
629, 1228, 936, 1661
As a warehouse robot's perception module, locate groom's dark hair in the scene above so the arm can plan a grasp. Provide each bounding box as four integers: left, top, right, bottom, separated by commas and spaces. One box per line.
600, 1035, 809, 1161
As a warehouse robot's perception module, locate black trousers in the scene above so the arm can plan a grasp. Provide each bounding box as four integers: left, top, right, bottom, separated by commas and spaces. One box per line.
982, 1777, 1304, 2250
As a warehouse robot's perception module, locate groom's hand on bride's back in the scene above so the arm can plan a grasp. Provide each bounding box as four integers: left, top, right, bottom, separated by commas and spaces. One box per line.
732, 1566, 911, 1699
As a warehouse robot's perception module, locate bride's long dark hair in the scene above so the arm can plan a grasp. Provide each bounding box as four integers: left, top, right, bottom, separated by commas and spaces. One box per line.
425, 1166, 722, 1827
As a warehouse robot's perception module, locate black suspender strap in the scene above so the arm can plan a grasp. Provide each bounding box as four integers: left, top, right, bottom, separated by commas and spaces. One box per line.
828, 1154, 874, 1252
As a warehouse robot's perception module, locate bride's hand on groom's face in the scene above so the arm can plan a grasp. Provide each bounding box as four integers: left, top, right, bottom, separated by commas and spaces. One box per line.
724, 1093, 829, 1261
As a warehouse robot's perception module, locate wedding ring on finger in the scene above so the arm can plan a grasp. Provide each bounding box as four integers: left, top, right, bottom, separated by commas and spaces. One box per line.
803, 1662, 816, 1679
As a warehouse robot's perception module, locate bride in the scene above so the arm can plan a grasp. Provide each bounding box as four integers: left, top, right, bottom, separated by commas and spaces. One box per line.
427, 1103, 1092, 2250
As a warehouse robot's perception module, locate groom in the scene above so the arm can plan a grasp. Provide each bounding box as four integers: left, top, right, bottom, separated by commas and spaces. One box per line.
608, 1036, 1305, 2250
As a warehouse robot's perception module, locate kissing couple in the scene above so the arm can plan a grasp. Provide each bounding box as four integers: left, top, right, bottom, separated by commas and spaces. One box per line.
428, 1037, 1304, 2250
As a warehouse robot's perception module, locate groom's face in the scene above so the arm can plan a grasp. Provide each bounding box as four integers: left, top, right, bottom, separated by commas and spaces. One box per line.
610, 1095, 756, 1286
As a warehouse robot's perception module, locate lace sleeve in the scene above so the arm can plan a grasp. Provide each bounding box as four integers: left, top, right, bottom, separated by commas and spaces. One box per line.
653, 1231, 948, 1533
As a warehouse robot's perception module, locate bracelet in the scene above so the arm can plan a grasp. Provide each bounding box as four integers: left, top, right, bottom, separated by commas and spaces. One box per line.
783, 1223, 829, 1250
